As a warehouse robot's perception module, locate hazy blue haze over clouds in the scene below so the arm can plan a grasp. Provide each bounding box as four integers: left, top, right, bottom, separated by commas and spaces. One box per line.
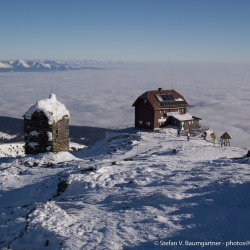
1, 0, 250, 62
0, 62, 250, 147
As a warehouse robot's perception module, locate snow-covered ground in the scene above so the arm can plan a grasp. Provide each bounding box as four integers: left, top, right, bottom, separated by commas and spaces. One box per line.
0, 132, 16, 140
1, 128, 249, 249
0, 141, 85, 158
0, 142, 24, 158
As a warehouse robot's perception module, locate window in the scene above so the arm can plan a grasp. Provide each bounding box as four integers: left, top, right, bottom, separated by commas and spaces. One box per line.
179, 108, 185, 114
146, 122, 151, 126
138, 120, 143, 125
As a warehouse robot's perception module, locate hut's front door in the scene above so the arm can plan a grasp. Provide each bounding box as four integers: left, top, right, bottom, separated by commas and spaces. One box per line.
181, 122, 184, 130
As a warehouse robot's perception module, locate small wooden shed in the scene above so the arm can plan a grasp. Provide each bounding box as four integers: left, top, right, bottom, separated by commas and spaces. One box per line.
23, 94, 70, 154
220, 132, 232, 147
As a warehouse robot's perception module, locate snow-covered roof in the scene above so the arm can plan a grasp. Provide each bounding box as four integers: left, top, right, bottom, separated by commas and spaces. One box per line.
25, 94, 70, 124
169, 113, 193, 121
132, 89, 189, 109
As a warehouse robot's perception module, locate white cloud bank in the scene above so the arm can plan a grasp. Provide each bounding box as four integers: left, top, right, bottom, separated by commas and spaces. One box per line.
0, 62, 249, 148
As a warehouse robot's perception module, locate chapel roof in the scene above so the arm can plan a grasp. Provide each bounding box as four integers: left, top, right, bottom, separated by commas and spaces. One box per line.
24, 94, 70, 124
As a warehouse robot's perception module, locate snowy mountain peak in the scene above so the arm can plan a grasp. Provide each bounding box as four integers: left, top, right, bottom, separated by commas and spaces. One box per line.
12, 59, 30, 68
0, 59, 105, 72
0, 60, 71, 72
1, 127, 249, 249
32, 61, 51, 69
0, 61, 12, 68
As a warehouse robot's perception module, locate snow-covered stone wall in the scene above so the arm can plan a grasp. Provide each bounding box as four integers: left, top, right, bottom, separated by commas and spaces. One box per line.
24, 94, 69, 154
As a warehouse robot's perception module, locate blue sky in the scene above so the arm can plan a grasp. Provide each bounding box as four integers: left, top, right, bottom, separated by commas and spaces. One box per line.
1, 0, 250, 62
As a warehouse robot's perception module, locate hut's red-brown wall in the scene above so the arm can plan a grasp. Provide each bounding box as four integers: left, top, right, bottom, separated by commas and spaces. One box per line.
134, 99, 154, 129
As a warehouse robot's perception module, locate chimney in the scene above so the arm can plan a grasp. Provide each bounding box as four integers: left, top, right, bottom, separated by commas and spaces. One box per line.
158, 87, 163, 92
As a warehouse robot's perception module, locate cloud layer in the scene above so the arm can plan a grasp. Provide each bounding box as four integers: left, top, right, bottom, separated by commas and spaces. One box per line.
0, 62, 249, 147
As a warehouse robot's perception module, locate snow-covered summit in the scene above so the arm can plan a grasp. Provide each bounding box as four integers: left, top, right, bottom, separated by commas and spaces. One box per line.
25, 94, 70, 124
0, 60, 71, 72
1, 128, 250, 249
32, 61, 51, 69
0, 59, 104, 72
0, 61, 12, 68
12, 59, 30, 68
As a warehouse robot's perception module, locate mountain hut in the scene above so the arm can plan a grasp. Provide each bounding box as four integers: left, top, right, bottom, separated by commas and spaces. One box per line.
132, 88, 201, 130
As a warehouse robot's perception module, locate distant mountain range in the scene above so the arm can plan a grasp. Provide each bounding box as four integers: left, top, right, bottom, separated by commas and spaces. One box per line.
0, 60, 103, 72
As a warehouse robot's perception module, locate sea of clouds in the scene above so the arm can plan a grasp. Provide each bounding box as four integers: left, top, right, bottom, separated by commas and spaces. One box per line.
0, 62, 249, 148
